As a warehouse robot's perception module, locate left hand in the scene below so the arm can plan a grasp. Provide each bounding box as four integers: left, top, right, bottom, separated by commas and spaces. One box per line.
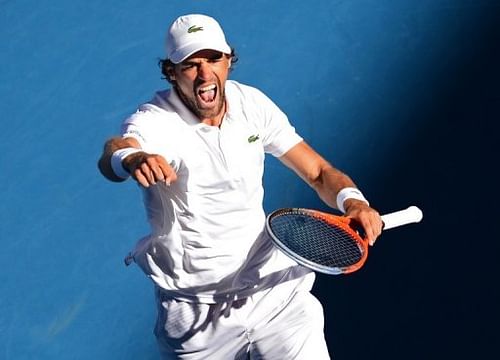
343, 199, 383, 246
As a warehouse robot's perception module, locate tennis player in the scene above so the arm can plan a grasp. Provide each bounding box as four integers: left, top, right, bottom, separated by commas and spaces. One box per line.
98, 14, 382, 359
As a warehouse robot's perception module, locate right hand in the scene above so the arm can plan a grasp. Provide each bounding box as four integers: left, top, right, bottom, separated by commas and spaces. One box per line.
123, 152, 177, 188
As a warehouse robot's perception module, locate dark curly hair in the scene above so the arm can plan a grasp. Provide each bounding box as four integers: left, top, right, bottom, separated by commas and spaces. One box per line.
158, 48, 238, 85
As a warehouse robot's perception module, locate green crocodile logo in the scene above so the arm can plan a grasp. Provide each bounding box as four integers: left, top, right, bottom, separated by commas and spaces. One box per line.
247, 134, 260, 143
188, 25, 204, 33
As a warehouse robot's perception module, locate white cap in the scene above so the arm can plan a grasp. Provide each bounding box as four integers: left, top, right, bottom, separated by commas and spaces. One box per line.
166, 14, 231, 64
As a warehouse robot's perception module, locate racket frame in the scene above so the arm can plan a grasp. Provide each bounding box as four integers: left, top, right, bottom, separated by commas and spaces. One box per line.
265, 208, 368, 275
266, 206, 423, 275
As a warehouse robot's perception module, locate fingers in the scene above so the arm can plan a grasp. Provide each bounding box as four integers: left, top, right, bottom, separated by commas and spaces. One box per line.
362, 214, 383, 246
158, 161, 177, 185
345, 202, 383, 246
125, 152, 176, 188
135, 161, 157, 187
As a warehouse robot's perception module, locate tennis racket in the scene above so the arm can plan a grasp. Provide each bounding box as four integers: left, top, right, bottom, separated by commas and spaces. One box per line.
265, 206, 423, 275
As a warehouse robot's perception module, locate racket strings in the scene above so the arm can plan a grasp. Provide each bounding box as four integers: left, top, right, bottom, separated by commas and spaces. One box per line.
269, 212, 363, 268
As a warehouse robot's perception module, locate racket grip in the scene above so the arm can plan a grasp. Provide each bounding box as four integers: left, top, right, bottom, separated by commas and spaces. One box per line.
381, 206, 423, 230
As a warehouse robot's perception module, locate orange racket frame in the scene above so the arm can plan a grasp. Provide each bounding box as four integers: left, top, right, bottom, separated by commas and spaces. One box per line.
266, 206, 423, 275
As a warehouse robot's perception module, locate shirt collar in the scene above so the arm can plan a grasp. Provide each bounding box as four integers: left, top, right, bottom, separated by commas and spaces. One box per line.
164, 88, 200, 126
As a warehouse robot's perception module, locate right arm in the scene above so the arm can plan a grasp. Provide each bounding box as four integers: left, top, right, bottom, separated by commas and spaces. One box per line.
97, 136, 177, 187
279, 141, 383, 246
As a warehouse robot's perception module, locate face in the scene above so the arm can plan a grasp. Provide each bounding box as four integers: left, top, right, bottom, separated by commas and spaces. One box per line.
170, 49, 232, 124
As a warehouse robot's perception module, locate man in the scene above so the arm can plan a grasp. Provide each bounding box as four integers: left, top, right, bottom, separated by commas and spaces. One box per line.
98, 14, 382, 359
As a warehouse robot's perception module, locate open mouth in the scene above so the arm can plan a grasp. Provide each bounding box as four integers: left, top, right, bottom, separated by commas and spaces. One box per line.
197, 84, 217, 104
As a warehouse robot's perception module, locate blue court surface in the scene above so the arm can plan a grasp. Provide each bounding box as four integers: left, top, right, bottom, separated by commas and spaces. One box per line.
1, 1, 499, 359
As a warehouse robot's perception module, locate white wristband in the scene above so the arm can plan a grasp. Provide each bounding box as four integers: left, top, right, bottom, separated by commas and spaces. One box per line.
336, 187, 369, 213
111, 147, 143, 179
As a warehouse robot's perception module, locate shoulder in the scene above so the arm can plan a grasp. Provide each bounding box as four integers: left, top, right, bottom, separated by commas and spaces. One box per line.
226, 80, 279, 116
226, 80, 270, 101
124, 90, 178, 126
120, 91, 190, 150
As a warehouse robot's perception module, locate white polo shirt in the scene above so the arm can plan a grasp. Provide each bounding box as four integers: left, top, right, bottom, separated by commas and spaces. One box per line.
123, 80, 313, 303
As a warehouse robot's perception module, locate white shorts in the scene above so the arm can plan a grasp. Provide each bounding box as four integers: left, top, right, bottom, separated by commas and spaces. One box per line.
154, 277, 330, 359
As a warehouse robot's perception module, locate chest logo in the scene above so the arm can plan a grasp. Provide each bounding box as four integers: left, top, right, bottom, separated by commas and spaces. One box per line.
247, 134, 260, 143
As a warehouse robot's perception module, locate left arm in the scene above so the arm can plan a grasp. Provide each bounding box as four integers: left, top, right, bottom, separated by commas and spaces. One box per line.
279, 141, 383, 245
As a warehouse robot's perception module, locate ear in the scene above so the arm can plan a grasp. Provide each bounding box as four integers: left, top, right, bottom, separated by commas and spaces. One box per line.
167, 67, 176, 81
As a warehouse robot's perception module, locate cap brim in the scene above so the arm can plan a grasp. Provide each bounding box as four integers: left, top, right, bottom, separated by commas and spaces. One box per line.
169, 42, 231, 64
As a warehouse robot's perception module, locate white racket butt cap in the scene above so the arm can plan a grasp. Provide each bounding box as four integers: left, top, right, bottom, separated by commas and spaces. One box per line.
381, 206, 423, 230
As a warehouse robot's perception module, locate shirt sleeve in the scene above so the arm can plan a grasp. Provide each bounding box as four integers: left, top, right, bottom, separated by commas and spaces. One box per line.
120, 104, 180, 168
121, 105, 155, 151
247, 86, 303, 158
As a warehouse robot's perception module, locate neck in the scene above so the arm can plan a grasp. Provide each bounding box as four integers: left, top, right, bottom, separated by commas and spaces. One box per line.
200, 100, 227, 127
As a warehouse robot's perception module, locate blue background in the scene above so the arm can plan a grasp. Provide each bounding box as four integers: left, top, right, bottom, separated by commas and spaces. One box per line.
1, 1, 498, 359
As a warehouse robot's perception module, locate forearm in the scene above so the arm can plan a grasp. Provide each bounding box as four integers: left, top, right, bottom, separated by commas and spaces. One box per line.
310, 164, 357, 210
280, 142, 360, 211
97, 136, 140, 182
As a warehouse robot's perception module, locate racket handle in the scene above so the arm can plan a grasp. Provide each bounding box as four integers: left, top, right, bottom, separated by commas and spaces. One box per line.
381, 206, 423, 230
